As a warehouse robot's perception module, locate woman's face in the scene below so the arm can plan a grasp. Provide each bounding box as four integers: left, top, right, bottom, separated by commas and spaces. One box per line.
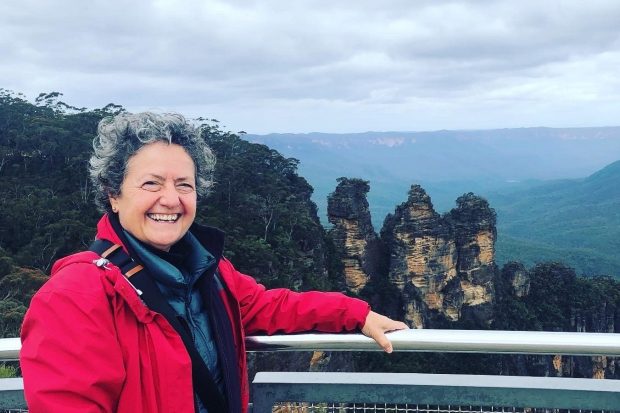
109, 141, 197, 251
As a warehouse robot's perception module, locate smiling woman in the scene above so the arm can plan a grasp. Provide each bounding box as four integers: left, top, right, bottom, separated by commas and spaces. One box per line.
18, 112, 407, 413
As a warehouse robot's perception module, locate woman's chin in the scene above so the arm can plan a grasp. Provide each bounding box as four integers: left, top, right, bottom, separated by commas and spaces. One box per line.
143, 232, 184, 251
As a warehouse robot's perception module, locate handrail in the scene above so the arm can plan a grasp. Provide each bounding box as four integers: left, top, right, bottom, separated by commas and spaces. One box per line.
3, 329, 620, 361
246, 329, 620, 356
0, 338, 19, 361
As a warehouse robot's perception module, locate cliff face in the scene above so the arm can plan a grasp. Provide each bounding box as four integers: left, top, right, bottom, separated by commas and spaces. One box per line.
381, 187, 496, 327
500, 262, 530, 298
328, 182, 497, 327
380, 185, 458, 326
447, 193, 497, 325
327, 178, 381, 293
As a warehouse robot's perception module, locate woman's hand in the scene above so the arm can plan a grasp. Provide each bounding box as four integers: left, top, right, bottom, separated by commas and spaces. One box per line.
361, 311, 409, 353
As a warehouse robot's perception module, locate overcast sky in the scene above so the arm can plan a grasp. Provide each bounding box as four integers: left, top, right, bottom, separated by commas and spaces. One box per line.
1, 0, 619, 134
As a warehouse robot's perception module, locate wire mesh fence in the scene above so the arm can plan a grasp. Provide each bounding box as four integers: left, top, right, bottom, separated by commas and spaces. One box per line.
1, 400, 619, 412
269, 403, 619, 413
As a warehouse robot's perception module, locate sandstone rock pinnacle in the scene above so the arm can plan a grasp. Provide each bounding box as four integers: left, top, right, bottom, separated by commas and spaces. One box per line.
327, 178, 379, 293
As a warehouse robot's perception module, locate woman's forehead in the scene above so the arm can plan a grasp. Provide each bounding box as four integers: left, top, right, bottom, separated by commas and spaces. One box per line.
126, 142, 196, 176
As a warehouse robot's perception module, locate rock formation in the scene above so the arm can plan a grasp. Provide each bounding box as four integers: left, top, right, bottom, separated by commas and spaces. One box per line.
380, 187, 496, 327
447, 193, 497, 324
327, 182, 497, 328
327, 178, 381, 293
500, 261, 530, 298
380, 185, 458, 326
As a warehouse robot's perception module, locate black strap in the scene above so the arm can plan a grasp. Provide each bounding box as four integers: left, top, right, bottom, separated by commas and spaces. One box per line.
90, 239, 229, 413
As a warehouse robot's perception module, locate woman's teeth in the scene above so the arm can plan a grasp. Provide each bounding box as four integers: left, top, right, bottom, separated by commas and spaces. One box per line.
148, 213, 179, 222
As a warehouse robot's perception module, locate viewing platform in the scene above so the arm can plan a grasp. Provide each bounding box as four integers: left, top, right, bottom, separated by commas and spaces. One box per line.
2, 329, 620, 412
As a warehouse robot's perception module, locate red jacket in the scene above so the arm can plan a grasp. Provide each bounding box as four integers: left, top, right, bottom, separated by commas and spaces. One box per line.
20, 215, 370, 413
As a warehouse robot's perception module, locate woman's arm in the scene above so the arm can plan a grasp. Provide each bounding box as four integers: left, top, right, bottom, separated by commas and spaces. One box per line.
20, 278, 125, 412
221, 258, 408, 351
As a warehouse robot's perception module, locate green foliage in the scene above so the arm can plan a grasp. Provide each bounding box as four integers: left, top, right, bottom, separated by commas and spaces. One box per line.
496, 235, 620, 279
0, 299, 28, 338
0, 267, 48, 304
0, 364, 18, 378
0, 89, 105, 272
353, 351, 504, 376
494, 262, 620, 333
490, 164, 620, 278
0, 247, 47, 337
0, 245, 47, 337
493, 293, 535, 331
0, 253, 14, 278
523, 262, 577, 331
197, 124, 334, 291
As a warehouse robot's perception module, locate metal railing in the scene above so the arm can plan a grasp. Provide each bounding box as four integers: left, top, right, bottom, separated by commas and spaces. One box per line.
252, 371, 620, 412
3, 330, 620, 412
245, 329, 620, 355
246, 330, 620, 412
0, 339, 19, 362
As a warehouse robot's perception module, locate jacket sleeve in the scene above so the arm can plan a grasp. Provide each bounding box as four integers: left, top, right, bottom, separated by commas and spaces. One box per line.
220, 258, 371, 335
20, 270, 125, 413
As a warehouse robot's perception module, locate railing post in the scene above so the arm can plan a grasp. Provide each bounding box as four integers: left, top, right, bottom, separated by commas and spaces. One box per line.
0, 378, 26, 410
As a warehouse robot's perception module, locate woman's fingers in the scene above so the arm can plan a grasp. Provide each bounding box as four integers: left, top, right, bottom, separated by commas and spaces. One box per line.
361, 311, 409, 353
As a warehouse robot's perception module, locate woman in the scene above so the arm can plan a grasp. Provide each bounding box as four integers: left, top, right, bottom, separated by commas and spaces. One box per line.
20, 112, 407, 413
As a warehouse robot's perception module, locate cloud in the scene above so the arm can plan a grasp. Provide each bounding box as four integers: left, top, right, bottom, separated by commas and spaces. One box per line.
1, 0, 619, 133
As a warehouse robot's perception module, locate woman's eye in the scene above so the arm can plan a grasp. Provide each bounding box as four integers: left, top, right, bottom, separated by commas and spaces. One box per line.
141, 181, 160, 191
177, 183, 195, 193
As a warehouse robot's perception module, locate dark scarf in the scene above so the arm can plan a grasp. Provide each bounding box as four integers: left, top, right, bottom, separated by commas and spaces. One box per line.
108, 213, 242, 413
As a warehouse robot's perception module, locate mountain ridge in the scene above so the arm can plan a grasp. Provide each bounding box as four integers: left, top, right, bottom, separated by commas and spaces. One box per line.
248, 127, 620, 278
247, 126, 620, 217
487, 161, 620, 277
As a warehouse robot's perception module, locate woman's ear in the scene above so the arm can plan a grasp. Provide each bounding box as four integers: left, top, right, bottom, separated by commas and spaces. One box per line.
109, 195, 119, 214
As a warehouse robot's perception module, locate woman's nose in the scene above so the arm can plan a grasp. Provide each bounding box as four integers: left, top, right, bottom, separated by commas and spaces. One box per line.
158, 184, 181, 206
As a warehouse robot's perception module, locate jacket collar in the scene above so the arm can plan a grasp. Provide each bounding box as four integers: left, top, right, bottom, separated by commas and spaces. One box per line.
95, 213, 226, 264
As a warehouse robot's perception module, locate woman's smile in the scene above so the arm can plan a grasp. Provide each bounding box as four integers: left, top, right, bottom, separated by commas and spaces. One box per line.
147, 213, 182, 222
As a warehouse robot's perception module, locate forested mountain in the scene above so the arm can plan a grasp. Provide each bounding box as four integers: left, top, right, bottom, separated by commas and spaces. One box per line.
1, 90, 620, 380
0, 90, 115, 337
489, 161, 620, 277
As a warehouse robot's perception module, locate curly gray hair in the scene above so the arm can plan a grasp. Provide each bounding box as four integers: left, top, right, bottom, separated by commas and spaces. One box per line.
89, 112, 216, 212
